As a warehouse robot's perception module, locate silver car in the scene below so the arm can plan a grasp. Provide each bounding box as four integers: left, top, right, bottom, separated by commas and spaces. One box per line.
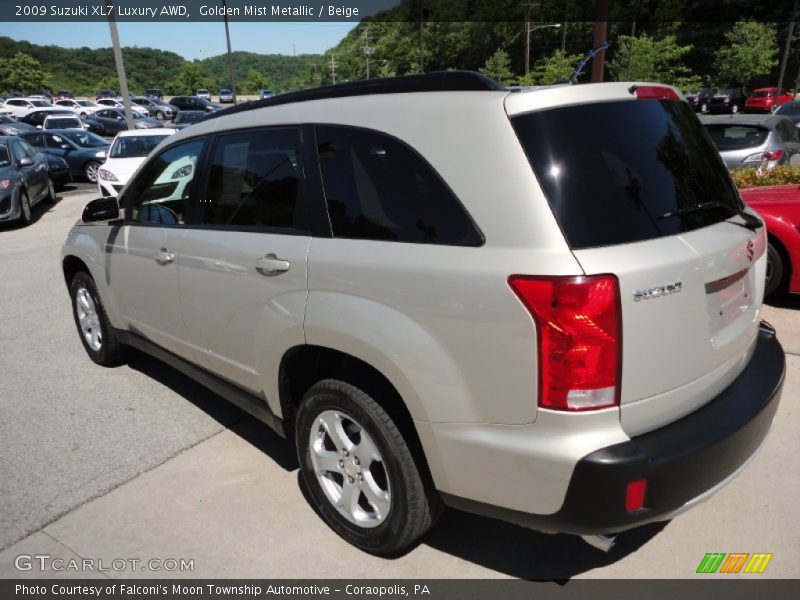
700, 114, 800, 169
61, 74, 784, 556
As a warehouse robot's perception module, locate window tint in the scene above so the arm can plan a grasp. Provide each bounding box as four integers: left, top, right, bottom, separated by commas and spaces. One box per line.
200, 128, 302, 229
25, 133, 44, 147
13, 140, 36, 160
512, 100, 742, 249
316, 125, 481, 246
704, 125, 769, 150
0, 144, 10, 167
124, 139, 204, 226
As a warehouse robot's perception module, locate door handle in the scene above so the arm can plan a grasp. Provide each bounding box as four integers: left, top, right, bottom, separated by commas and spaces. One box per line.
155, 248, 175, 265
255, 253, 290, 276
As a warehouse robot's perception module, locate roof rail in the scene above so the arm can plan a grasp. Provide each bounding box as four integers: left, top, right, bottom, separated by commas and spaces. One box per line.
201, 71, 504, 122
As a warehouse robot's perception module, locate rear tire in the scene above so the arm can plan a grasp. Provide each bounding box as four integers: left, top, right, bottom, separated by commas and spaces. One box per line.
45, 177, 56, 204
84, 161, 100, 184
69, 271, 128, 366
295, 379, 438, 555
17, 191, 32, 226
765, 242, 785, 300
155, 110, 165, 120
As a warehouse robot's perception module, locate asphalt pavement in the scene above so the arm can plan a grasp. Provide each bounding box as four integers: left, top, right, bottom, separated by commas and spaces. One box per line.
0, 186, 797, 579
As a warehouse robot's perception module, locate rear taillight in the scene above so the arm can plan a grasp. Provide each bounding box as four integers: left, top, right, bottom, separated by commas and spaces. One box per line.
508, 275, 621, 411
743, 149, 783, 164
632, 85, 680, 101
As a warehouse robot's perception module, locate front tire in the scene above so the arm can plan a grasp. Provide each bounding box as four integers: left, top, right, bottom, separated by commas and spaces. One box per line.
69, 271, 127, 366
84, 161, 100, 184
765, 242, 785, 300
155, 110, 165, 120
295, 379, 438, 555
17, 190, 32, 226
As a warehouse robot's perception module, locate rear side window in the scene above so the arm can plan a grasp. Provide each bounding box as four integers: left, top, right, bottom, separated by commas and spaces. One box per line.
200, 128, 302, 230
511, 100, 742, 249
316, 125, 482, 246
704, 125, 769, 150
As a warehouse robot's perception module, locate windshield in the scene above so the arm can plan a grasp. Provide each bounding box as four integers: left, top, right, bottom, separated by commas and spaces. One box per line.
776, 103, 800, 116
511, 99, 741, 249
45, 117, 81, 128
718, 89, 738, 96
0, 115, 15, 124
31, 100, 51, 107
76, 100, 94, 106
109, 135, 169, 158
176, 112, 202, 124
61, 130, 108, 148
703, 125, 770, 150
752, 91, 774, 98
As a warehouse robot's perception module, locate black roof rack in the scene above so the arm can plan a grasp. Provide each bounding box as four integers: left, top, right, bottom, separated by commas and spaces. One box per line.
201, 71, 504, 122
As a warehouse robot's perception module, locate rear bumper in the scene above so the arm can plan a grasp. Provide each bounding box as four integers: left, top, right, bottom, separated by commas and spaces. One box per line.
442, 322, 784, 534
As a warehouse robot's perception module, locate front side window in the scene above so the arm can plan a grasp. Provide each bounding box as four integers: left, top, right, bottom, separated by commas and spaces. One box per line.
315, 125, 482, 246
200, 128, 301, 230
124, 139, 205, 226
12, 140, 36, 161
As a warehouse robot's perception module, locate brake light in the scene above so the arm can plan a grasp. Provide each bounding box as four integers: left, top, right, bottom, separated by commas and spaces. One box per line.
764, 149, 784, 161
508, 275, 621, 411
632, 85, 680, 101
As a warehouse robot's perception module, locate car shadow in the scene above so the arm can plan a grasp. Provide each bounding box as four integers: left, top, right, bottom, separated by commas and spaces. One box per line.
766, 291, 800, 310
123, 347, 666, 579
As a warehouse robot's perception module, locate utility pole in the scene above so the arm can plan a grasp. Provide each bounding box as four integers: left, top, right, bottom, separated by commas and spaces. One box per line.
362, 25, 375, 79
777, 3, 798, 98
591, 0, 608, 83
105, 0, 134, 130
561, 0, 567, 52
330, 55, 338, 84
419, 1, 425, 73
222, 0, 237, 103
524, 1, 534, 75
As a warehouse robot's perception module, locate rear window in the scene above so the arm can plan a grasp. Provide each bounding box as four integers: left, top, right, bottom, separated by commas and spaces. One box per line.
511, 99, 741, 249
752, 91, 773, 98
776, 103, 800, 115
45, 117, 81, 128
704, 125, 769, 150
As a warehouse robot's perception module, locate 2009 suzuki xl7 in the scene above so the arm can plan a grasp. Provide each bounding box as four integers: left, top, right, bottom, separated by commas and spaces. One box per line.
62, 72, 785, 555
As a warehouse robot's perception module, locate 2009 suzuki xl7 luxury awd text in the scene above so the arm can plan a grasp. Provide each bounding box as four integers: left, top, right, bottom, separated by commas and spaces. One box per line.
61, 72, 785, 555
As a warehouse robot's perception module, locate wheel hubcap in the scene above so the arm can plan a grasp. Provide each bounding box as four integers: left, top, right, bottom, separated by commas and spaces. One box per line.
75, 287, 102, 351
309, 410, 391, 528
86, 164, 98, 183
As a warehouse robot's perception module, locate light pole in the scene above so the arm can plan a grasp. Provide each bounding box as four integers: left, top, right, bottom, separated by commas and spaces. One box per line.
525, 23, 561, 75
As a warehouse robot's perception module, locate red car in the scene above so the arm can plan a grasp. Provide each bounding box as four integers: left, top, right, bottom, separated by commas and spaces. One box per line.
745, 87, 794, 113
740, 184, 800, 298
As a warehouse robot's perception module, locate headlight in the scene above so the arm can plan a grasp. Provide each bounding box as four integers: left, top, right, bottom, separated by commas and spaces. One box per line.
171, 164, 192, 179
4, 127, 20, 134
95, 151, 106, 158
98, 168, 118, 181
0, 179, 11, 190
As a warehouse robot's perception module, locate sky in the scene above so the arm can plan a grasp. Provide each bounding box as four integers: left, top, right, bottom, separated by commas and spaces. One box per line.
0, 22, 357, 59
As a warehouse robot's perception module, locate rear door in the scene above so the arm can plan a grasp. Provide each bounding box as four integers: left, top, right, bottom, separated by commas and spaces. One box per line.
176, 126, 312, 396
508, 93, 765, 436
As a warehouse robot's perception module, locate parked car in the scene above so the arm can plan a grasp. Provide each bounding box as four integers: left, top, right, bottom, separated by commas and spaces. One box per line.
20, 129, 110, 183
91, 109, 162, 136
1, 97, 54, 118
43, 114, 85, 131
97, 128, 177, 197
54, 99, 102, 118
259, 89, 276, 99
740, 185, 800, 299
172, 110, 205, 130
708, 88, 747, 114
745, 87, 794, 113
195, 88, 211, 100
45, 154, 71, 190
0, 114, 36, 136
684, 88, 715, 113
0, 135, 54, 225
96, 98, 149, 117
55, 90, 74, 100
19, 108, 77, 129
218, 88, 235, 103
773, 101, 800, 129
145, 88, 163, 100
95, 90, 116, 101
700, 114, 800, 170
132, 97, 176, 120
169, 95, 222, 113
62, 73, 783, 556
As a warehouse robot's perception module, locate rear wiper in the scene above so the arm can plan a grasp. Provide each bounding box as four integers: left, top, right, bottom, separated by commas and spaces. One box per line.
658, 201, 762, 231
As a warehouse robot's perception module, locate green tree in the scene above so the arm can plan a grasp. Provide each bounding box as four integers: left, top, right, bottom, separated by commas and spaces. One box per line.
0, 52, 49, 93
479, 48, 514, 84
243, 68, 271, 93
608, 34, 694, 85
520, 50, 584, 85
167, 61, 214, 95
714, 21, 778, 87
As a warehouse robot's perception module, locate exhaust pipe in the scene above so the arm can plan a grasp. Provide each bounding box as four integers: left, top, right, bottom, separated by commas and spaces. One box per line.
581, 534, 617, 552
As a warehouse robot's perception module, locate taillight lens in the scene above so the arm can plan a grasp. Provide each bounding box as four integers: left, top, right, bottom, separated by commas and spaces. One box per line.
743, 149, 783, 164
508, 275, 621, 411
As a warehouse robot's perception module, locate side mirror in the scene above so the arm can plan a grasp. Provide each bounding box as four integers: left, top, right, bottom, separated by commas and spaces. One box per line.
82, 197, 120, 223
36, 125, 42, 129
19, 157, 34, 167
61, 144, 70, 150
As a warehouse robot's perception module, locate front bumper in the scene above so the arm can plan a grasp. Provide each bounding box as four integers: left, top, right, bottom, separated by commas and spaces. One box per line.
442, 322, 784, 535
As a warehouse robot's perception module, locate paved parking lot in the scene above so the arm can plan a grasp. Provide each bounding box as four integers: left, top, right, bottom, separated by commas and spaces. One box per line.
0, 187, 798, 580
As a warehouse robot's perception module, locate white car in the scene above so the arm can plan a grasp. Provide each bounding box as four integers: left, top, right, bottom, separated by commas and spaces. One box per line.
55, 99, 102, 118
1, 97, 54, 118
96, 98, 149, 117
196, 88, 211, 100
43, 114, 85, 130
97, 128, 177, 197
